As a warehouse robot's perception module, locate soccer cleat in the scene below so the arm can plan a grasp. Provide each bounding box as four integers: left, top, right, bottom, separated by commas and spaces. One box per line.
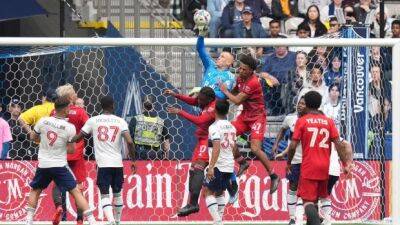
76, 220, 83, 225
270, 174, 280, 194
236, 160, 250, 177
288, 218, 296, 225
52, 206, 63, 225
177, 204, 200, 217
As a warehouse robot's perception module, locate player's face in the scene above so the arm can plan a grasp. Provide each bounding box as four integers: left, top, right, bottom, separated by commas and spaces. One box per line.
216, 52, 233, 69
297, 98, 306, 115
238, 63, 253, 78
197, 93, 211, 108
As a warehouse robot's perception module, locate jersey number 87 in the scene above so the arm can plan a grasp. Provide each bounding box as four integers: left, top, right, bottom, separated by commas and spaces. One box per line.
97, 126, 119, 142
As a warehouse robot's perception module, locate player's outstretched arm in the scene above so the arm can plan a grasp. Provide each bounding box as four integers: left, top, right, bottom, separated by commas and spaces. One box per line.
167, 106, 213, 126
196, 36, 213, 69
164, 89, 198, 106
123, 131, 136, 174
275, 146, 289, 160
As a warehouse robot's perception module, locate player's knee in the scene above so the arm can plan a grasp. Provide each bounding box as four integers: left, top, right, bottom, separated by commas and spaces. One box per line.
98, 186, 110, 195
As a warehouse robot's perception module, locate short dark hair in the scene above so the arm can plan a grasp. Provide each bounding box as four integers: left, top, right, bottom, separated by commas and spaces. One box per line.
328, 83, 340, 93
215, 100, 230, 116
392, 19, 400, 27
239, 54, 257, 71
329, 16, 338, 23
269, 19, 280, 26
307, 63, 323, 74
297, 23, 311, 33
100, 95, 115, 111
199, 86, 216, 101
54, 96, 70, 111
304, 91, 322, 109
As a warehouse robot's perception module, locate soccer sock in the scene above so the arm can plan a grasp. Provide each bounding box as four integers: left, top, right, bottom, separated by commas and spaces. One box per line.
83, 209, 96, 225
320, 198, 332, 224
25, 206, 36, 225
205, 195, 222, 223
287, 190, 297, 219
52, 185, 62, 208
76, 208, 83, 221
296, 198, 304, 225
113, 192, 124, 222
101, 194, 115, 223
305, 204, 321, 225
215, 195, 226, 219
189, 168, 204, 206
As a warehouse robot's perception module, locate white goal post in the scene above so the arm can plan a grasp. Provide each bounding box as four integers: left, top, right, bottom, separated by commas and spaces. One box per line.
0, 37, 398, 224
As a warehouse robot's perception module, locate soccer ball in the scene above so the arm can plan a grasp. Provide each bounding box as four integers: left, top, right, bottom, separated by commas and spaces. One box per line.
194, 10, 211, 27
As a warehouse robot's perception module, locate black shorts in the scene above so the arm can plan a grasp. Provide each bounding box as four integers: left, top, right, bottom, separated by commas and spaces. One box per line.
204, 167, 232, 193
97, 167, 124, 194
286, 163, 301, 184
30, 166, 77, 192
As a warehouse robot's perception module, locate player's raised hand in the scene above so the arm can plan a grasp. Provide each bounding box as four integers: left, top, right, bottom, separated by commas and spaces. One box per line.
164, 89, 177, 96
166, 106, 181, 114
206, 167, 215, 181
131, 161, 137, 174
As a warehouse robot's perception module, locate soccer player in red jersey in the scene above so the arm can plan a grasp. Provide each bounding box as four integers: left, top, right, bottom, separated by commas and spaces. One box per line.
287, 91, 353, 225
164, 87, 216, 216
51, 84, 89, 225
220, 54, 280, 193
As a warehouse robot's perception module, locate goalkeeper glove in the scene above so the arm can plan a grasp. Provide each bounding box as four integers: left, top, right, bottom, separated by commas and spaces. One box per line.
195, 24, 209, 37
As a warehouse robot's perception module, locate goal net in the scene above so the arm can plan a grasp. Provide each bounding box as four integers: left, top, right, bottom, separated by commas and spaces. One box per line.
0, 31, 397, 224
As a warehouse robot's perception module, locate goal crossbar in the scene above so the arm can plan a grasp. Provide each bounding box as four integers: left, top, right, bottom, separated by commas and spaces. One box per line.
0, 37, 399, 47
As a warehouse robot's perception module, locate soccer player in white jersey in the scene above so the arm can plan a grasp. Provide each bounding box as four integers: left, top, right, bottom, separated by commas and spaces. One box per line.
272, 96, 306, 225
72, 96, 135, 225
25, 97, 96, 225
204, 100, 237, 225
321, 83, 342, 225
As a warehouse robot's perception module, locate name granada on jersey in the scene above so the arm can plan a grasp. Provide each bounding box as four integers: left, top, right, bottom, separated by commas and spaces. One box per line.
43, 120, 66, 130
306, 118, 328, 125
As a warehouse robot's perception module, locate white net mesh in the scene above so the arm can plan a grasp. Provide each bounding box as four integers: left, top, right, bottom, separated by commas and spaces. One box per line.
0, 35, 392, 223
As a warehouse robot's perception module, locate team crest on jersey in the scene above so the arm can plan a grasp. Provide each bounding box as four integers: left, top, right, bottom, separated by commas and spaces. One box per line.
330, 161, 380, 220
0, 161, 38, 220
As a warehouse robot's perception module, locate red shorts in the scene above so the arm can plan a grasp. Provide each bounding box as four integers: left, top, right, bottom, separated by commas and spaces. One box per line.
68, 158, 86, 183
191, 138, 209, 162
297, 177, 329, 202
232, 115, 266, 141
